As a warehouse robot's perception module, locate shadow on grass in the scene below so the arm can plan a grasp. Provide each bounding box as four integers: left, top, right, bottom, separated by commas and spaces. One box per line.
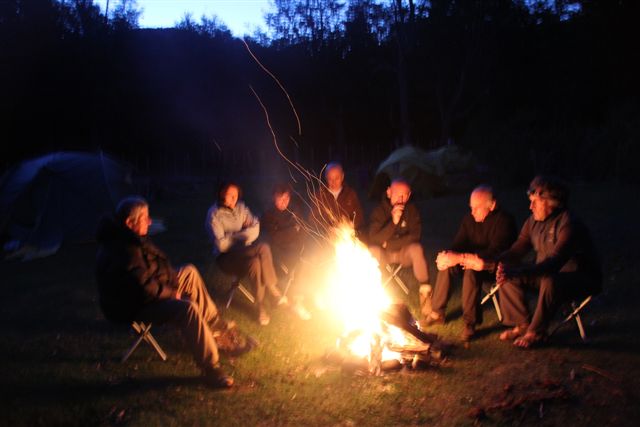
2, 375, 220, 404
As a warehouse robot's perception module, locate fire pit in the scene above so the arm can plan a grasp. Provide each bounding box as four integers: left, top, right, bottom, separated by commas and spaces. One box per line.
319, 226, 449, 375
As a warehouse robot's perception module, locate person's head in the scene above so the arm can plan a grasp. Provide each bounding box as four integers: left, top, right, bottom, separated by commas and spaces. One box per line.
272, 183, 292, 212
218, 182, 241, 209
324, 162, 344, 192
386, 179, 412, 206
116, 196, 151, 237
469, 185, 496, 223
527, 175, 568, 221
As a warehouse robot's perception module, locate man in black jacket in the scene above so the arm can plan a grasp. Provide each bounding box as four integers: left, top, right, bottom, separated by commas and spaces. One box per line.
497, 176, 602, 348
96, 196, 233, 388
422, 185, 517, 341
368, 179, 430, 290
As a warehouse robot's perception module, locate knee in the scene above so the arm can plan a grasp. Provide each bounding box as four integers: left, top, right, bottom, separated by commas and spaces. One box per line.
539, 275, 557, 292
368, 246, 382, 261
181, 263, 197, 276
248, 257, 261, 274
257, 242, 272, 256
407, 243, 425, 259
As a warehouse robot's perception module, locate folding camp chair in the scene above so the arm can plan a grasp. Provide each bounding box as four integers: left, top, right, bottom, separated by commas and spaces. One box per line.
121, 321, 167, 363
549, 295, 593, 341
480, 282, 503, 322
383, 263, 409, 295
225, 277, 256, 308
277, 245, 305, 298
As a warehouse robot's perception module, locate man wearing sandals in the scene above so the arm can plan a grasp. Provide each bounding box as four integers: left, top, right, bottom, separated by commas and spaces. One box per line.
496, 176, 602, 348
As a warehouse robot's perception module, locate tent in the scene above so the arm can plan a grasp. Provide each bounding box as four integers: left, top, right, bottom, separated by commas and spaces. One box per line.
0, 152, 133, 260
369, 145, 476, 199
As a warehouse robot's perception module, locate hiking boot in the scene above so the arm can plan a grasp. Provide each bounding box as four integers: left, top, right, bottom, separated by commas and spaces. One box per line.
209, 316, 236, 333
203, 366, 234, 389
461, 324, 475, 341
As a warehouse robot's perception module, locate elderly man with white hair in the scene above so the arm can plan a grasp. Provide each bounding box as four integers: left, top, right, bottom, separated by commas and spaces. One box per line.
96, 196, 234, 388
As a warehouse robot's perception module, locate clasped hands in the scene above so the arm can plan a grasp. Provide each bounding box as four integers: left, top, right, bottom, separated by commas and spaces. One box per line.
436, 250, 485, 271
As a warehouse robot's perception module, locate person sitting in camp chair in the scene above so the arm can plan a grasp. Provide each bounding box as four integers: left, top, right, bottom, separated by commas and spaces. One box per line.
310, 162, 366, 240
261, 183, 311, 320
496, 175, 602, 349
368, 179, 431, 297
206, 182, 285, 326
96, 196, 234, 388
421, 185, 517, 341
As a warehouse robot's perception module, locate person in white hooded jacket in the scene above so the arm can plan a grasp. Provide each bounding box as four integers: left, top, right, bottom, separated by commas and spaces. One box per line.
206, 182, 284, 325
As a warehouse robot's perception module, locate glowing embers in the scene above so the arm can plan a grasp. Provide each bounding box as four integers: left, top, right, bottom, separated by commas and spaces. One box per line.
323, 225, 444, 375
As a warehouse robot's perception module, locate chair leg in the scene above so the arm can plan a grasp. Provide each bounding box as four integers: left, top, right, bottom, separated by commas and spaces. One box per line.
548, 295, 592, 340
383, 264, 409, 294
573, 305, 587, 341
237, 283, 256, 304
491, 294, 503, 322
481, 283, 502, 322
226, 280, 256, 308
122, 322, 167, 362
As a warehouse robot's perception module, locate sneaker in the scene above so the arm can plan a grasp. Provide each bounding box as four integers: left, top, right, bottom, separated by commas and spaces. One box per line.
258, 309, 270, 326
277, 295, 289, 307
292, 302, 311, 320
419, 284, 433, 317
461, 324, 475, 341
203, 367, 234, 388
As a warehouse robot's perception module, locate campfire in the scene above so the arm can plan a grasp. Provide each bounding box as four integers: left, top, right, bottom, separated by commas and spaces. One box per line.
321, 225, 446, 375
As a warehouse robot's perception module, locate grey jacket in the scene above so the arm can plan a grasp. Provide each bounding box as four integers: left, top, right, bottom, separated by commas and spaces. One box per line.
206, 201, 260, 255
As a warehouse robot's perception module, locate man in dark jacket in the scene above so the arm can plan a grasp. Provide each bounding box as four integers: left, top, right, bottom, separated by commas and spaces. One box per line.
96, 196, 233, 387
422, 185, 517, 341
312, 162, 365, 238
368, 179, 430, 290
497, 176, 602, 348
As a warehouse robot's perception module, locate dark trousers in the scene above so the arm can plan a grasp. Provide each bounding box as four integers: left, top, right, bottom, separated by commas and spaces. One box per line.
432, 267, 492, 326
499, 271, 595, 334
217, 242, 280, 307
135, 264, 220, 371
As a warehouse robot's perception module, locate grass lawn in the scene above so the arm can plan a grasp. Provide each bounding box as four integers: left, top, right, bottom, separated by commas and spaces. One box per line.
1, 182, 639, 426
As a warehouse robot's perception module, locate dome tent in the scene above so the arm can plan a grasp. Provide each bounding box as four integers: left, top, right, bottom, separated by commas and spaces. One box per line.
369, 145, 476, 200
0, 151, 133, 260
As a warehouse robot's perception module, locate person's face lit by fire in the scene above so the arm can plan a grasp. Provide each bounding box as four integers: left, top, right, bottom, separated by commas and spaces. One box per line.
274, 191, 290, 212
387, 181, 411, 206
528, 188, 555, 221
469, 190, 496, 223
126, 205, 152, 237
325, 165, 344, 192
222, 185, 239, 209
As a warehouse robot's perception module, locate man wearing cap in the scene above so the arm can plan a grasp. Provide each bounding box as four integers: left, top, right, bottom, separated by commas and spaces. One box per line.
497, 175, 602, 348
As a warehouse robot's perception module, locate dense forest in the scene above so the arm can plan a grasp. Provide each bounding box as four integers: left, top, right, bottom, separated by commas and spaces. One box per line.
1, 0, 638, 183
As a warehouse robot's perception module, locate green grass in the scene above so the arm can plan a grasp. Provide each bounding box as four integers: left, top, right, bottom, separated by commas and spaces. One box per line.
2, 183, 639, 426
